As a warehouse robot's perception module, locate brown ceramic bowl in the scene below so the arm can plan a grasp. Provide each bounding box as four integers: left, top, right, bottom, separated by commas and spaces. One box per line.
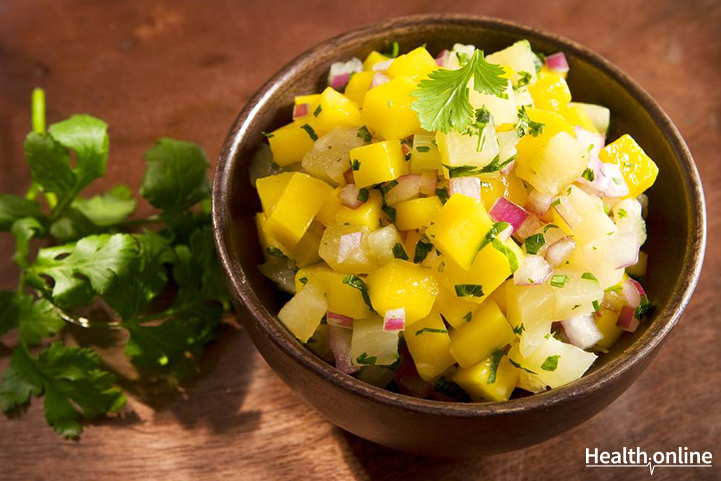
212, 14, 706, 456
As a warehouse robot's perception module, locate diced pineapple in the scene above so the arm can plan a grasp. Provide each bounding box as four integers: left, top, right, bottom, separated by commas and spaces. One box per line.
267, 120, 321, 166
278, 280, 328, 342
403, 311, 455, 381
516, 131, 587, 195
258, 258, 296, 294
363, 51, 390, 70
366, 224, 404, 265
552, 185, 618, 244
568, 102, 610, 135
386, 47, 438, 79
264, 173, 333, 249
453, 352, 520, 402
528, 71, 572, 111
469, 77, 518, 125
344, 70, 375, 106
433, 285, 479, 329
335, 189, 384, 230
255, 172, 296, 215
486, 40, 539, 86
480, 173, 528, 213
395, 196, 443, 231
362, 77, 422, 140
411, 132, 443, 173
570, 234, 628, 290
506, 281, 555, 356
318, 224, 378, 274
425, 194, 494, 270
515, 108, 574, 166
434, 239, 524, 305
550, 267, 604, 319
595, 307, 624, 349
508, 336, 597, 390
612, 198, 647, 246
351, 318, 400, 366
436, 123, 499, 173
349, 140, 409, 188
308, 87, 363, 132
366, 259, 439, 325
496, 129, 521, 165
291, 221, 324, 267
301, 128, 367, 186
599, 134, 659, 199
449, 299, 515, 368
294, 265, 373, 319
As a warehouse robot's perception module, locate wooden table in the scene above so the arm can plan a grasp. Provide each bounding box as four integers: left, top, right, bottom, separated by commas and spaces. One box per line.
1, 1, 719, 479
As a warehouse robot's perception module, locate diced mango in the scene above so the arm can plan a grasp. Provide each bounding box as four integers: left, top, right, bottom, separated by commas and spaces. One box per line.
294, 265, 373, 319
491, 279, 511, 315
362, 77, 422, 140
386, 47, 438, 79
366, 259, 439, 325
256, 172, 295, 215
335, 189, 384, 230
433, 285, 479, 329
449, 299, 515, 368
255, 212, 288, 260
316, 187, 342, 226
595, 308, 624, 350
426, 194, 494, 270
264, 173, 333, 249
515, 108, 574, 167
480, 173, 528, 213
434, 239, 524, 305
364, 51, 390, 70
292, 221, 324, 267
309, 87, 363, 132
599, 134, 659, 198
402, 229, 422, 260
403, 311, 455, 381
528, 71, 572, 111
267, 120, 320, 166
453, 353, 520, 402
395, 196, 443, 231
294, 94, 321, 106
486, 40, 538, 86
344, 70, 375, 106
349, 140, 409, 188
559, 105, 598, 133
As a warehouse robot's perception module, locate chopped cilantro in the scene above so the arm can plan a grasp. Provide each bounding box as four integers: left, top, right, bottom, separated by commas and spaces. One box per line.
313, 105, 322, 117
300, 123, 318, 141
356, 352, 377, 365
582, 167, 595, 182
513, 323, 526, 335
266, 247, 286, 258
356, 188, 369, 202
508, 358, 537, 375
435, 186, 449, 204
541, 355, 560, 372
392, 243, 409, 260
416, 146, 430, 153
342, 275, 374, 312
413, 240, 434, 263
524, 233, 546, 255
299, 277, 308, 285
617, 208, 628, 219
357, 126, 372, 142
487, 349, 505, 384
463, 311, 473, 323
415, 327, 448, 336
581, 272, 598, 281
550, 274, 569, 288
455, 284, 484, 298
351, 159, 361, 171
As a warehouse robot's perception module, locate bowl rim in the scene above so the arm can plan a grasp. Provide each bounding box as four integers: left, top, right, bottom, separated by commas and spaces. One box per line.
212, 14, 707, 417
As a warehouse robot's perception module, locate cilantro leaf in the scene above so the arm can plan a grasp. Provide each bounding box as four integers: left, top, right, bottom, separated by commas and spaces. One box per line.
72, 185, 137, 227
0, 195, 43, 231
11, 217, 44, 267
24, 132, 76, 202
140, 138, 211, 214
48, 115, 109, 188
0, 291, 19, 337
342, 274, 374, 312
412, 50, 506, 133
15, 294, 65, 345
487, 350, 505, 384
541, 355, 560, 371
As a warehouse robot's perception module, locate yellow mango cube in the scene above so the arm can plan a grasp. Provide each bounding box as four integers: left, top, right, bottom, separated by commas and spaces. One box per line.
349, 140, 409, 188
403, 311, 456, 381
291, 221, 324, 267
255, 212, 288, 260
559, 105, 598, 133
528, 71, 572, 111
433, 285, 479, 329
267, 120, 320, 166
449, 299, 515, 368
595, 308, 624, 350
362, 77, 422, 140
294, 265, 373, 319
453, 353, 520, 402
309, 87, 362, 132
386, 47, 438, 79
366, 259, 439, 325
344, 70, 375, 106
335, 189, 384, 230
480, 173, 528, 213
264, 173, 333, 249
363, 51, 390, 70
515, 108, 574, 167
316, 187, 342, 226
434, 239, 524, 305
599, 134, 659, 198
294, 94, 320, 106
491, 279, 512, 315
256, 172, 295, 215
425, 194, 494, 270
395, 196, 443, 231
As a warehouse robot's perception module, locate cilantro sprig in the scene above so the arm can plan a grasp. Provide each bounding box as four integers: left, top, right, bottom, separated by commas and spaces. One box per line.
0, 89, 230, 438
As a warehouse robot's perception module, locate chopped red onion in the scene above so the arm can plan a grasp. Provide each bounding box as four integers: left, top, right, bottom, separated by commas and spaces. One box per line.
385, 175, 422, 205
435, 49, 450, 67
328, 325, 359, 374
577, 156, 610, 196
546, 52, 569, 73
383, 307, 406, 332
370, 72, 390, 89
293, 103, 309, 120
419, 171, 437, 196
327, 58, 363, 90
514, 255, 552, 286
329, 72, 351, 90
554, 195, 582, 229
490, 197, 529, 233
372, 59, 394, 72
617, 305, 640, 332
526, 189, 554, 217
574, 126, 604, 160
337, 231, 363, 263
514, 213, 545, 242
339, 183, 364, 209
622, 279, 641, 309
628, 278, 647, 298
343, 168, 355, 184
449, 177, 481, 202
327, 311, 354, 329
561, 315, 603, 349
545, 236, 577, 268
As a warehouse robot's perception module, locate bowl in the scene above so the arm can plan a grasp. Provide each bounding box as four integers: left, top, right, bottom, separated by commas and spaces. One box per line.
212, 14, 706, 456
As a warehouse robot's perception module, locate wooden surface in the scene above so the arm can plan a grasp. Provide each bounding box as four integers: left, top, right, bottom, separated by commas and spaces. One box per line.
0, 0, 719, 479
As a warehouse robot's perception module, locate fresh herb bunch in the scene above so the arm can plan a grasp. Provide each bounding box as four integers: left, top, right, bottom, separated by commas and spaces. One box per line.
0, 89, 230, 438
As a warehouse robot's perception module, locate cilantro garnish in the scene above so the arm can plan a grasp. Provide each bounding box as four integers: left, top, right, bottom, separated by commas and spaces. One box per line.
299, 277, 308, 285
416, 146, 430, 153
541, 355, 560, 372
581, 272, 598, 281
392, 243, 409, 260
455, 284, 484, 298
356, 352, 378, 365
513, 323, 526, 335
357, 126, 372, 142
435, 186, 449, 204
313, 105, 322, 117
524, 233, 546, 255
342, 275, 375, 312
508, 358, 537, 375
415, 327, 449, 336
356, 188, 370, 202
266, 247, 287, 258
300, 123, 318, 141
516, 106, 545, 138
411, 49, 507, 133
487, 349, 505, 384
413, 240, 434, 263
351, 159, 361, 171
550, 274, 569, 288
463, 311, 473, 323
582, 167, 595, 182
617, 208, 628, 219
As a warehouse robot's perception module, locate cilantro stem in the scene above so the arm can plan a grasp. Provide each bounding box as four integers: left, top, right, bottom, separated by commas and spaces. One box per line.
32, 88, 45, 134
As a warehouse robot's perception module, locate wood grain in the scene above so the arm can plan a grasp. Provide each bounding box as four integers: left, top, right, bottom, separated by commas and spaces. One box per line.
0, 0, 719, 479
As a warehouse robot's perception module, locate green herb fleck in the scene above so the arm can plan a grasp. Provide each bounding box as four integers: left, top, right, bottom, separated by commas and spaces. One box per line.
524, 234, 546, 255
581, 272, 598, 281
413, 240, 434, 263
300, 123, 318, 141
266, 247, 287, 258
351, 159, 361, 171
392, 243, 409, 260
582, 168, 595, 182
356, 188, 369, 202
463, 311, 473, 323
356, 352, 377, 365
342, 275, 374, 312
550, 274, 569, 288
487, 350, 505, 384
357, 126, 372, 142
415, 327, 449, 336
455, 284, 484, 298
313, 105, 322, 117
513, 323, 526, 335
541, 355, 560, 372
416, 146, 430, 153
435, 187, 449, 204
